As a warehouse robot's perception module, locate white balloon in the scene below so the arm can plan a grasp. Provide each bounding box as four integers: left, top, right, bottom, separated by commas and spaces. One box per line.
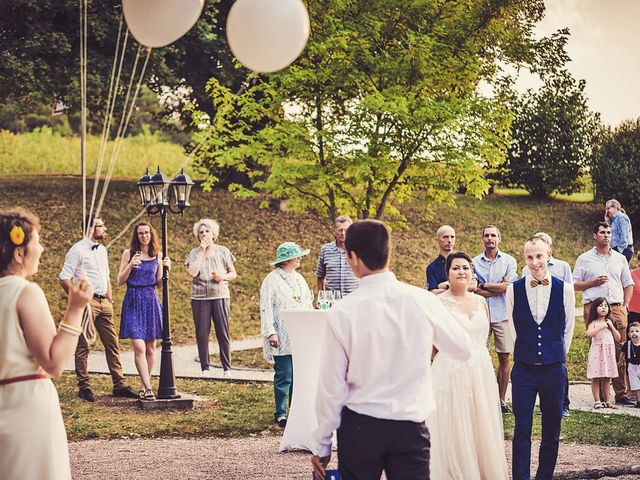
226, 0, 310, 73
122, 0, 205, 48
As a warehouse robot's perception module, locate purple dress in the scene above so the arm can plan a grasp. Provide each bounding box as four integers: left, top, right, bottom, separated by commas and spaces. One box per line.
119, 257, 163, 340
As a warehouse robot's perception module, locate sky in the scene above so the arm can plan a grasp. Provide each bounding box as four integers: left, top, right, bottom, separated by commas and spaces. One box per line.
528, 0, 640, 126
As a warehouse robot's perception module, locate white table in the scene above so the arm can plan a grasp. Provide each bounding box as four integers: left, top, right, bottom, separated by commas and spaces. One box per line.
278, 309, 329, 452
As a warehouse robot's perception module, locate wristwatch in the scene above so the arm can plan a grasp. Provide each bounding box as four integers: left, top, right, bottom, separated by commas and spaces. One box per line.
477, 282, 485, 289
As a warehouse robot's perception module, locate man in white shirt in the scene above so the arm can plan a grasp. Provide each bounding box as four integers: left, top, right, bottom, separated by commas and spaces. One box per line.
506, 236, 575, 480
60, 215, 137, 402
573, 221, 635, 405
311, 220, 472, 480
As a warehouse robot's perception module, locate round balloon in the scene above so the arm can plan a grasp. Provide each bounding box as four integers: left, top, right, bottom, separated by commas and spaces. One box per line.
226, 0, 310, 73
122, 0, 205, 48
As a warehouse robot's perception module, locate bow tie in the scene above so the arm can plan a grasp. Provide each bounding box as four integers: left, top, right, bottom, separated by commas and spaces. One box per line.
91, 244, 100, 251
530, 278, 549, 287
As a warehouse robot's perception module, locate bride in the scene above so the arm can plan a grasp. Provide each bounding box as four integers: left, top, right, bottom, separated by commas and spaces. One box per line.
427, 251, 508, 479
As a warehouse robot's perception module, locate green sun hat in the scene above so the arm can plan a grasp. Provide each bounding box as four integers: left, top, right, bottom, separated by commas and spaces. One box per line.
269, 241, 310, 265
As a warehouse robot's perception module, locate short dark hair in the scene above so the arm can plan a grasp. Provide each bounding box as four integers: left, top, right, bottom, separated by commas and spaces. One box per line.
445, 251, 473, 276
345, 220, 390, 271
0, 208, 40, 275
84, 214, 96, 233
593, 221, 610, 234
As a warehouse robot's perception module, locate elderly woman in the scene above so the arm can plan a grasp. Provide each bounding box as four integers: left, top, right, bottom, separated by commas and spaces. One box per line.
0, 208, 93, 479
260, 242, 313, 427
185, 219, 237, 377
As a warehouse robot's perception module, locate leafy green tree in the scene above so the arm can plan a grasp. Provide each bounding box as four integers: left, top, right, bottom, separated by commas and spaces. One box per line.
0, 0, 243, 130
193, 0, 567, 224
591, 119, 640, 226
494, 68, 600, 198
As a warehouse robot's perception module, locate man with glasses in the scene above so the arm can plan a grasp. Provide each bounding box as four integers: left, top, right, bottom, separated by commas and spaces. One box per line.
60, 215, 137, 401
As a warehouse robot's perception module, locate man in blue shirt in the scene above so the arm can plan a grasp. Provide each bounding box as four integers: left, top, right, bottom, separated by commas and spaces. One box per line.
606, 199, 634, 263
474, 225, 518, 413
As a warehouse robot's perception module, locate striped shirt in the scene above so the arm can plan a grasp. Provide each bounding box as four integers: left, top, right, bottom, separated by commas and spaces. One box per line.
315, 241, 359, 295
185, 245, 236, 300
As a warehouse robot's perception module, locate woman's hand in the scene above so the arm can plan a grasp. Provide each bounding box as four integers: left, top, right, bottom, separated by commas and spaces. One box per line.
268, 334, 279, 348
162, 256, 171, 271
129, 251, 142, 268
200, 237, 211, 251
68, 273, 93, 311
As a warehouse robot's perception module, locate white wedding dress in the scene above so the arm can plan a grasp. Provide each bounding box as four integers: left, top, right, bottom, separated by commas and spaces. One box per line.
427, 294, 509, 479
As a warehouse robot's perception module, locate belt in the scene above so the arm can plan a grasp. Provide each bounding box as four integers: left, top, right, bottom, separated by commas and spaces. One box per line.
0, 373, 49, 386
93, 294, 108, 300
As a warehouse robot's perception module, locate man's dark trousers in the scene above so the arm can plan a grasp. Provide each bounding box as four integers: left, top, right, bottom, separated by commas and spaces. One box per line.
337, 407, 430, 480
512, 362, 566, 480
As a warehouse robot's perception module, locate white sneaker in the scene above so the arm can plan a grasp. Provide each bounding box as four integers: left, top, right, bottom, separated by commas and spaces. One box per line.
201, 369, 212, 378
223, 370, 233, 378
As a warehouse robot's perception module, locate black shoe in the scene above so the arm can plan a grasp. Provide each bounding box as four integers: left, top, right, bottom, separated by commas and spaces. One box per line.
501, 402, 512, 414
78, 387, 95, 402
275, 416, 287, 428
635, 402, 640, 409
615, 396, 635, 406
112, 386, 139, 399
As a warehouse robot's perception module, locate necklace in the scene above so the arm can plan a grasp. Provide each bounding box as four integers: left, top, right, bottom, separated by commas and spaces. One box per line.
280, 270, 303, 303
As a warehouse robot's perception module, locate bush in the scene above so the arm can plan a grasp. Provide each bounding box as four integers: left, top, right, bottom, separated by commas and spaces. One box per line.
591, 119, 640, 231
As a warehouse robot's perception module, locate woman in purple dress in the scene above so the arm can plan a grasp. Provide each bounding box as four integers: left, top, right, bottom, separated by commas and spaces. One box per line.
117, 221, 170, 400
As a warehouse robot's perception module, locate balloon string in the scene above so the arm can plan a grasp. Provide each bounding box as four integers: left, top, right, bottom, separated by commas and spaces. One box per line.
87, 17, 128, 237
79, 0, 88, 235
94, 47, 152, 222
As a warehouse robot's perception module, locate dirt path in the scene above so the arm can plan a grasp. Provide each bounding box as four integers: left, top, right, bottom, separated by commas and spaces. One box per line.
69, 435, 640, 479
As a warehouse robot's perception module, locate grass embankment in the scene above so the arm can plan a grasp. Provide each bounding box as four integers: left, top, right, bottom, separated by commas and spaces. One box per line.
0, 176, 605, 379
0, 129, 196, 178
55, 372, 640, 446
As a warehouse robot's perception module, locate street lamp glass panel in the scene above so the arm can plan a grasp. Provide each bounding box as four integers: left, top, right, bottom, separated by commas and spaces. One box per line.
150, 168, 171, 206
170, 169, 194, 208
136, 170, 153, 207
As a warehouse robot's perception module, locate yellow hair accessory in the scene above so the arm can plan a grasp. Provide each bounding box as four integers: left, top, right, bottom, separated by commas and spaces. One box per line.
9, 225, 25, 246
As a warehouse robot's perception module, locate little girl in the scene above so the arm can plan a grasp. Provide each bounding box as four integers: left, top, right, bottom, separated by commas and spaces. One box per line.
586, 297, 621, 409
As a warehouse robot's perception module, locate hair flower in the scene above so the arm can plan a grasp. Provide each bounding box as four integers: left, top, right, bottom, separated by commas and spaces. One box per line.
9, 225, 25, 246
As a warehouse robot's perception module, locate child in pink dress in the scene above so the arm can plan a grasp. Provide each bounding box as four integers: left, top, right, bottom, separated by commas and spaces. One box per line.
586, 297, 621, 409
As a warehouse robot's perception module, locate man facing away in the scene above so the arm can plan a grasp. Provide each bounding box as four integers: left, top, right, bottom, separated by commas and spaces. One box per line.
474, 225, 519, 413
316, 215, 359, 296
311, 220, 472, 480
605, 198, 634, 263
573, 221, 635, 406
59, 215, 137, 401
507, 236, 575, 480
426, 225, 477, 294
522, 232, 573, 417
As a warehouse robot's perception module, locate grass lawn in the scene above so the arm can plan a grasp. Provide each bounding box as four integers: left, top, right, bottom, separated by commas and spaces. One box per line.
0, 176, 608, 381
55, 373, 640, 446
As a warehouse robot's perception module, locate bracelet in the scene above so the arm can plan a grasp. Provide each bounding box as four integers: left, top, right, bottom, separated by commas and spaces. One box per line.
58, 322, 82, 337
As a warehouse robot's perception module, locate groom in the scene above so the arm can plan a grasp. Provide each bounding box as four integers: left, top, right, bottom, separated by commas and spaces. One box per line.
506, 236, 575, 480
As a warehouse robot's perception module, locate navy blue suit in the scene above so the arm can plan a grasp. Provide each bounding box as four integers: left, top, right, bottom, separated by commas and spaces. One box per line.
511, 277, 568, 480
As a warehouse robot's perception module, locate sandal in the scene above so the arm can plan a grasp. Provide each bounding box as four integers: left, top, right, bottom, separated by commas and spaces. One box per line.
138, 389, 145, 400
143, 388, 156, 400
604, 401, 618, 409
593, 401, 604, 409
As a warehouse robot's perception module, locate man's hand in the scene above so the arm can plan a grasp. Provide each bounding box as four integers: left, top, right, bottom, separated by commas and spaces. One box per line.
311, 454, 331, 480
592, 275, 608, 287
268, 334, 279, 348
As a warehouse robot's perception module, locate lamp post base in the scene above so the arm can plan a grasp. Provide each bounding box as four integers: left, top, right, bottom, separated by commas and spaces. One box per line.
137, 395, 195, 411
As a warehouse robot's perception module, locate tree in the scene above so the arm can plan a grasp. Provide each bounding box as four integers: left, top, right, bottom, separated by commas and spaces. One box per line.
591, 119, 640, 228
494, 68, 600, 198
0, 0, 243, 130
192, 0, 566, 225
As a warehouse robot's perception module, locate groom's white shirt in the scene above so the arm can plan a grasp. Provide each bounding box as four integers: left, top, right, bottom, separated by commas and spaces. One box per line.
505, 273, 575, 354
312, 271, 472, 457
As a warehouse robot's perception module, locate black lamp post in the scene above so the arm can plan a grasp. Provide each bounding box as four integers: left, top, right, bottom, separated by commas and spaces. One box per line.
137, 167, 194, 400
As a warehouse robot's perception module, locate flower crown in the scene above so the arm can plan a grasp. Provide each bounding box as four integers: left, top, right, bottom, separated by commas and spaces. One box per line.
9, 225, 25, 246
